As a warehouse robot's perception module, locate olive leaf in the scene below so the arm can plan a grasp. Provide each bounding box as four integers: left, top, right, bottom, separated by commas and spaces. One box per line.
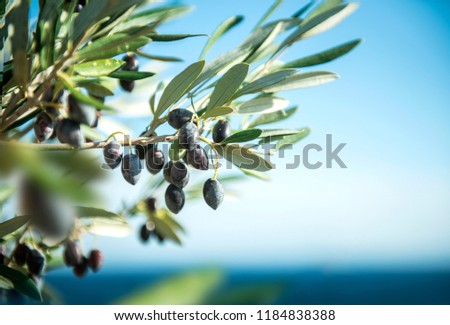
248, 106, 298, 128
155, 60, 205, 118
240, 168, 272, 181
0, 265, 42, 301
108, 71, 155, 80
148, 33, 207, 42
236, 96, 289, 115
37, 0, 61, 69
214, 144, 273, 172
206, 63, 249, 111
257, 71, 339, 93
87, 218, 132, 238
0, 216, 29, 238
254, 0, 283, 30
260, 129, 304, 138
73, 59, 125, 77
280, 3, 359, 48
201, 106, 234, 119
303, 0, 344, 23
274, 127, 311, 150
199, 15, 244, 59
283, 39, 362, 68
234, 69, 298, 97
152, 212, 183, 245
76, 206, 121, 219
7, 0, 29, 88
221, 129, 263, 144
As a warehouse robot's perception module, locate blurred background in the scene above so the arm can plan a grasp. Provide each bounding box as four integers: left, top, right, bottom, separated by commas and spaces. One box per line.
19, 0, 450, 304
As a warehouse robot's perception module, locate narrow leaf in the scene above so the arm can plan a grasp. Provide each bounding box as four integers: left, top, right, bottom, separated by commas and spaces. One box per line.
149, 34, 206, 42
73, 59, 125, 77
259, 71, 338, 93
221, 129, 263, 144
260, 129, 304, 138
303, 0, 343, 23
275, 127, 311, 150
0, 265, 42, 301
240, 168, 272, 181
235, 69, 298, 97
108, 71, 155, 80
200, 15, 244, 59
236, 96, 289, 115
0, 216, 29, 238
155, 60, 205, 117
254, 0, 283, 30
215, 144, 273, 172
76, 206, 120, 218
201, 106, 234, 119
207, 63, 249, 111
248, 106, 298, 128
283, 39, 362, 68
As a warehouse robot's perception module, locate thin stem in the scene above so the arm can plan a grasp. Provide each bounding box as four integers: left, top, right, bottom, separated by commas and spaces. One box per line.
0, 135, 177, 151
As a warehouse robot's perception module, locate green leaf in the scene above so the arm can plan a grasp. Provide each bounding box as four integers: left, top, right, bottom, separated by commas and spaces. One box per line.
283, 39, 362, 68
260, 129, 304, 138
60, 78, 115, 112
135, 52, 183, 62
236, 96, 289, 115
152, 214, 182, 245
155, 60, 205, 118
303, 0, 343, 23
235, 69, 298, 97
87, 218, 131, 238
73, 59, 125, 77
258, 71, 339, 93
0, 216, 29, 238
248, 106, 298, 128
201, 106, 234, 119
108, 71, 155, 80
275, 127, 311, 150
76, 34, 152, 61
215, 144, 273, 172
79, 81, 115, 98
199, 15, 244, 59
221, 129, 263, 144
148, 33, 206, 42
0, 185, 15, 204
116, 269, 224, 305
254, 0, 283, 30
207, 63, 249, 111
76, 206, 120, 219
0, 265, 42, 301
7, 0, 29, 88
280, 3, 359, 48
292, 0, 316, 18
37, 0, 61, 69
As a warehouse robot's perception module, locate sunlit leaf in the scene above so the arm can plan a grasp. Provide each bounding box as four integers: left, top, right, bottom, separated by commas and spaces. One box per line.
201, 106, 234, 119
200, 15, 244, 59
207, 63, 249, 111
108, 71, 155, 80
303, 0, 344, 23
155, 60, 205, 118
248, 106, 298, 128
283, 39, 362, 68
236, 96, 289, 115
73, 59, 125, 77
0, 265, 42, 301
87, 218, 132, 238
235, 69, 298, 97
275, 127, 311, 150
258, 71, 338, 93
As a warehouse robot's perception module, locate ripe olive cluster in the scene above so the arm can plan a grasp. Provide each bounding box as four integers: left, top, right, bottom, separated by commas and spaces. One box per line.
13, 243, 45, 277
63, 240, 103, 278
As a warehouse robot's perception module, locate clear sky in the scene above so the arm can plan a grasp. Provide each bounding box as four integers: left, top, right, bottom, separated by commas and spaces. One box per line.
28, 0, 450, 271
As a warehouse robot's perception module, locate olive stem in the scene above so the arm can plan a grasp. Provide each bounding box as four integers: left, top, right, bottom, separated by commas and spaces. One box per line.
0, 135, 177, 151
199, 136, 220, 180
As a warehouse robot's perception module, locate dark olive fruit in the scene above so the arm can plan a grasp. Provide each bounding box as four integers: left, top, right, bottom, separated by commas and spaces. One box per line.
103, 141, 122, 169
68, 94, 97, 127
178, 122, 199, 151
212, 120, 231, 143
34, 112, 54, 142
26, 249, 45, 276
154, 230, 164, 243
56, 118, 85, 148
186, 144, 209, 170
87, 249, 103, 273
121, 154, 142, 185
170, 161, 190, 188
145, 197, 157, 212
168, 109, 194, 129
165, 184, 185, 214
63, 240, 83, 267
163, 161, 174, 183
139, 224, 151, 243
120, 80, 135, 92
13, 244, 30, 266
145, 147, 165, 174
21, 178, 75, 238
73, 257, 89, 278
122, 54, 139, 71
203, 178, 224, 210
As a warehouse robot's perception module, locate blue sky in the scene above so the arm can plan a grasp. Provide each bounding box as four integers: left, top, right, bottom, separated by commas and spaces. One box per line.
28, 1, 450, 270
